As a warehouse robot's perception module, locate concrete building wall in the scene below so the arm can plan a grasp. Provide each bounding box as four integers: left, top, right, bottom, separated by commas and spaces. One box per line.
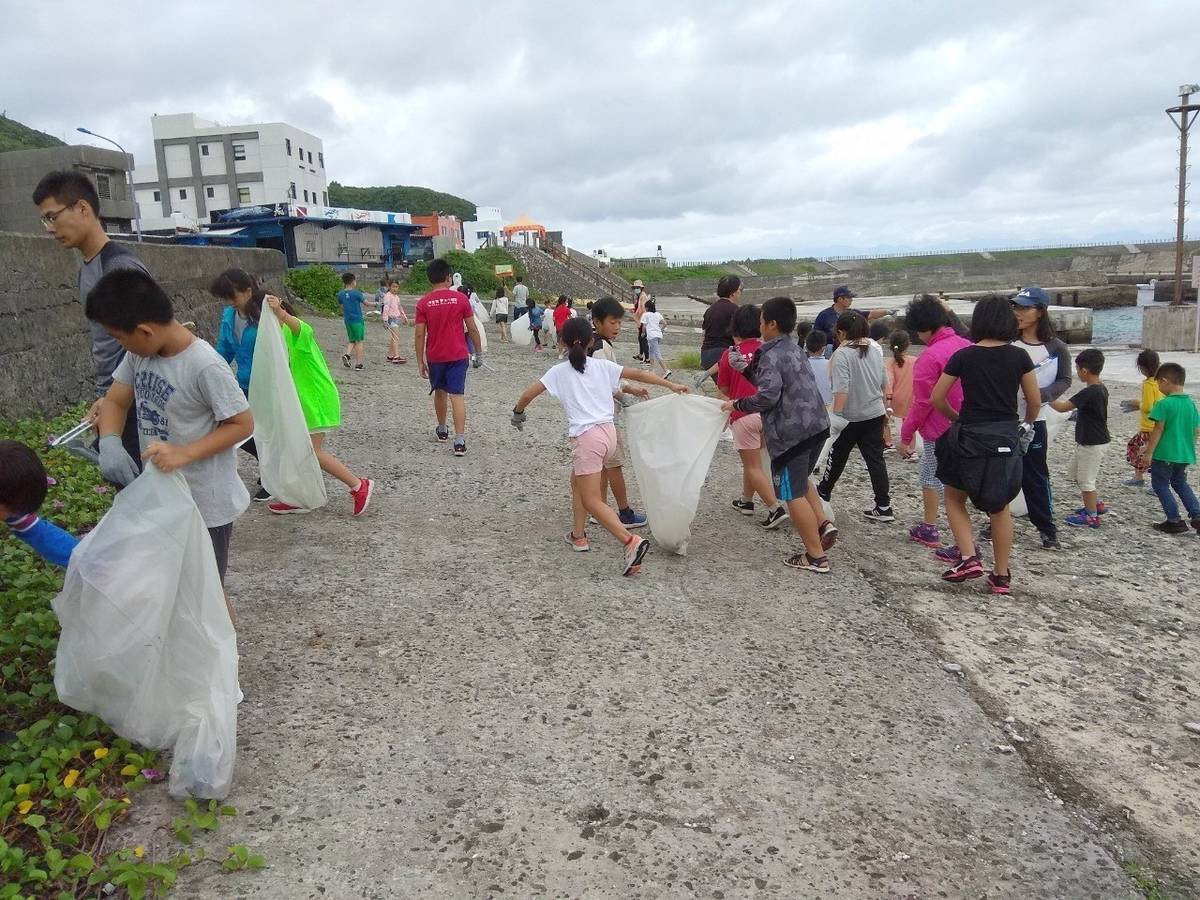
0, 231, 286, 417
0, 145, 135, 234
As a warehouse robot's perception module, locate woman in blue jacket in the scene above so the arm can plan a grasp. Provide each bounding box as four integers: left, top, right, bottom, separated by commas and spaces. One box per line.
211, 268, 270, 501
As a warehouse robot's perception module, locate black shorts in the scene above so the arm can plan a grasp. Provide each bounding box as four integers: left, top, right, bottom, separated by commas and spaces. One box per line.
771, 429, 829, 502
494, 314, 508, 324
208, 523, 232, 584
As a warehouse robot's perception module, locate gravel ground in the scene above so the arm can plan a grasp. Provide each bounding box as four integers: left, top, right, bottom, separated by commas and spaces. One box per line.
115, 314, 1198, 898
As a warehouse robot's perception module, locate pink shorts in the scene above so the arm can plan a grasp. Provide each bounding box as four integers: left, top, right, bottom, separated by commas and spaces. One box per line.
570, 423, 618, 475
730, 413, 764, 451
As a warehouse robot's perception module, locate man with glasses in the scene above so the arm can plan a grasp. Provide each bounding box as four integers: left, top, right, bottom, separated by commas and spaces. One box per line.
33, 171, 151, 469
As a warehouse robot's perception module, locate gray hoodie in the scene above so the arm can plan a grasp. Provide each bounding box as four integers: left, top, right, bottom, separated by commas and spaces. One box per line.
732, 335, 830, 461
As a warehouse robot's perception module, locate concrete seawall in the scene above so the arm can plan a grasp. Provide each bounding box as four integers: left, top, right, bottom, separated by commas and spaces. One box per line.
0, 232, 287, 417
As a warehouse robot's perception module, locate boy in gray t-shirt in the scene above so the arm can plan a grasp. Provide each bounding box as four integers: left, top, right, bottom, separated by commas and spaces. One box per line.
86, 269, 253, 604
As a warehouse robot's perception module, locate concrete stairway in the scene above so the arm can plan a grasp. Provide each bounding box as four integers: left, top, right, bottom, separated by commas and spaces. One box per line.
508, 244, 635, 303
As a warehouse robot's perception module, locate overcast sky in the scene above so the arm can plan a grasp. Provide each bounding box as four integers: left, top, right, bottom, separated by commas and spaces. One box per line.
4, 0, 1197, 259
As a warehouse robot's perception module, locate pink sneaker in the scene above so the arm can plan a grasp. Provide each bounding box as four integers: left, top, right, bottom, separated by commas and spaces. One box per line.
350, 478, 373, 517
268, 501, 310, 515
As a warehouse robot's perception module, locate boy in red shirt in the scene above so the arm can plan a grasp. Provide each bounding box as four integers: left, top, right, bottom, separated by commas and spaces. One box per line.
415, 259, 483, 456
714, 304, 788, 529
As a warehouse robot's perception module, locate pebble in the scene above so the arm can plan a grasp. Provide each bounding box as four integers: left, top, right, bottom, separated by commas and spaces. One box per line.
942, 663, 963, 674
995, 744, 1016, 754
1184, 722, 1200, 736
798, 821, 813, 832
1132, 690, 1150, 702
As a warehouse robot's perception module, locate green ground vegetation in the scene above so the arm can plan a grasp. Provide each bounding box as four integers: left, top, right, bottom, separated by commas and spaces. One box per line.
0, 409, 262, 898
284, 264, 343, 315
613, 265, 733, 285
0, 115, 66, 154
742, 258, 821, 276
400, 248, 525, 296
327, 183, 476, 222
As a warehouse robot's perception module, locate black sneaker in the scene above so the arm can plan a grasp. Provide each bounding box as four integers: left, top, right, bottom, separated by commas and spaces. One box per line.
453, 438, 466, 457
1191, 517, 1200, 534
342, 353, 352, 368
784, 552, 830, 573
816, 482, 831, 503
435, 426, 450, 442
1040, 533, 1061, 551
760, 506, 790, 530
354, 363, 365, 371
863, 506, 895, 523
732, 499, 755, 516
1153, 520, 1190, 535
819, 519, 839, 550
252, 486, 272, 502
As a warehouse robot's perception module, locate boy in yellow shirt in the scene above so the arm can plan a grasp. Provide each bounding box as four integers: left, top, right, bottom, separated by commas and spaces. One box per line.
1120, 349, 1163, 488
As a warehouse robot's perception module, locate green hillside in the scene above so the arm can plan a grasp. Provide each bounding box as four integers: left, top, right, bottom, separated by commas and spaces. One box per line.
0, 115, 66, 153
327, 182, 476, 220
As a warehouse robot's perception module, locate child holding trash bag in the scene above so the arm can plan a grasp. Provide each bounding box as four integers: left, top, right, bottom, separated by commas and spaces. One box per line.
510, 317, 689, 576
86, 268, 253, 615
259, 294, 375, 517
0, 440, 79, 567
722, 297, 834, 574
930, 295, 1042, 596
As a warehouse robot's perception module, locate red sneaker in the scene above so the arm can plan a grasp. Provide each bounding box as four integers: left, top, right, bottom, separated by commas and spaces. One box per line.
350, 478, 373, 517
268, 501, 310, 515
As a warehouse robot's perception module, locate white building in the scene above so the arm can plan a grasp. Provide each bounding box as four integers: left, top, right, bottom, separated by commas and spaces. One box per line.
461, 205, 504, 249
132, 113, 328, 231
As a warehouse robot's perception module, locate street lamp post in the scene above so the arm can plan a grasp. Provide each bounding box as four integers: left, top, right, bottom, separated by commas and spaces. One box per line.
76, 127, 141, 243
1166, 84, 1199, 305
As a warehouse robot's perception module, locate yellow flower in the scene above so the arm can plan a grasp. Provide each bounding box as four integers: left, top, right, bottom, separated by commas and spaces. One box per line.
63, 769, 80, 789
133, 846, 145, 859
93, 747, 109, 760
17, 800, 33, 815
120, 764, 139, 777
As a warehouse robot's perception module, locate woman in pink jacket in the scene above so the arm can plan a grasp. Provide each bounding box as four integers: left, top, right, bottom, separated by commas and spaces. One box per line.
898, 295, 971, 550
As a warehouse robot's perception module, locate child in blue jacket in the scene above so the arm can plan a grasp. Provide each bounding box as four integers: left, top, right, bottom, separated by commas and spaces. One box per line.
1, 440, 78, 568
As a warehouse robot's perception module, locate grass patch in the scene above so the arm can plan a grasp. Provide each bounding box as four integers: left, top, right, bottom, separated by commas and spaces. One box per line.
1, 408, 261, 898
400, 247, 524, 296
1124, 861, 1169, 899
284, 264, 342, 315
613, 265, 732, 285
743, 258, 821, 276
671, 350, 703, 371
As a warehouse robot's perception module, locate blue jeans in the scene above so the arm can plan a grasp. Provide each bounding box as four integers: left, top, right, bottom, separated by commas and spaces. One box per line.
1149, 460, 1200, 521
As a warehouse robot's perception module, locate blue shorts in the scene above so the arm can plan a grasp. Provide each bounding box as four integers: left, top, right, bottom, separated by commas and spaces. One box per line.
428, 358, 469, 395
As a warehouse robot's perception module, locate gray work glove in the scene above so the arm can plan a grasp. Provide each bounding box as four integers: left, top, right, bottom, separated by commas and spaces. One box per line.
98, 435, 140, 486
693, 369, 712, 389
828, 412, 849, 436
727, 348, 749, 372
511, 409, 527, 431
1017, 422, 1035, 455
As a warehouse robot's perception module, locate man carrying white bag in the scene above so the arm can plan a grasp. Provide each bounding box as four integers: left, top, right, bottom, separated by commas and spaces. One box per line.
53, 464, 239, 800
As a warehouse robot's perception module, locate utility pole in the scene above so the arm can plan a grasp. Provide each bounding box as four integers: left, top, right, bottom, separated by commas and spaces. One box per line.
1167, 84, 1200, 305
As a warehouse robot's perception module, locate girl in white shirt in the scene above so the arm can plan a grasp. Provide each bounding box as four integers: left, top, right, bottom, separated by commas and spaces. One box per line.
640, 299, 669, 378
510, 317, 688, 576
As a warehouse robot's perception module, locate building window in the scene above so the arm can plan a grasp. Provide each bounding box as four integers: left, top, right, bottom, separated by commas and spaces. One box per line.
286, 138, 292, 156
232, 143, 246, 161
200, 144, 210, 157
96, 174, 112, 200
179, 188, 187, 200
303, 189, 309, 203
288, 182, 297, 199
153, 190, 161, 202
297, 147, 303, 161
206, 186, 215, 199
307, 150, 313, 164
322, 191, 328, 206
318, 152, 324, 168
237, 186, 251, 204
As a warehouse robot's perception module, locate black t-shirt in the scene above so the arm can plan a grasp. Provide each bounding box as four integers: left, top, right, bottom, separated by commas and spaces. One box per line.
943, 344, 1034, 425
1071, 383, 1110, 445
701, 298, 738, 352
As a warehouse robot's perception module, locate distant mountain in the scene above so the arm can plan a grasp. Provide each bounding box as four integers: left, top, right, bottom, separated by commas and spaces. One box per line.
327, 182, 476, 221
0, 115, 66, 153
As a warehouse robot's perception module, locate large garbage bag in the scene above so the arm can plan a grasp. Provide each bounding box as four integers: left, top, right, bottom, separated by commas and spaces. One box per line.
510, 313, 533, 346
626, 394, 729, 555
472, 315, 489, 353
248, 303, 327, 510
52, 464, 239, 799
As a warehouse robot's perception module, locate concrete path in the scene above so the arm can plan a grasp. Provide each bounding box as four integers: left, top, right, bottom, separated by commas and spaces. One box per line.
123, 316, 1153, 898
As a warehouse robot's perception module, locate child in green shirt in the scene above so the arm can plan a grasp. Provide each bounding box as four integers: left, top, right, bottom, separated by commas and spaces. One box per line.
260, 295, 374, 518
1140, 362, 1200, 534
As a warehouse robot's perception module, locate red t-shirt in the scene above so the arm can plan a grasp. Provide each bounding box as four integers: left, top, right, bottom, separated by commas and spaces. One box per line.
715, 338, 762, 422
416, 289, 473, 363
553, 304, 572, 331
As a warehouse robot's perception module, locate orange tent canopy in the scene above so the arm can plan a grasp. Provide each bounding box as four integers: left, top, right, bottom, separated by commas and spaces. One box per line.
502, 214, 546, 237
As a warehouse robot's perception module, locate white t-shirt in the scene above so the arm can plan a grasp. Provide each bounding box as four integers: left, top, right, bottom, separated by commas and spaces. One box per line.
113, 339, 251, 528
642, 311, 665, 340
539, 357, 623, 437
491, 295, 509, 316
513, 284, 529, 307
1014, 340, 1058, 422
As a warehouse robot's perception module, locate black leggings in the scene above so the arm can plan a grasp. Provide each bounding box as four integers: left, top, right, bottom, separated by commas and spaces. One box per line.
638, 325, 649, 359
818, 415, 891, 510
532, 327, 543, 348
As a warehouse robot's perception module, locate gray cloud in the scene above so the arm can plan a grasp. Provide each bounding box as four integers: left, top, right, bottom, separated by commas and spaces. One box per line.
2, 0, 1194, 258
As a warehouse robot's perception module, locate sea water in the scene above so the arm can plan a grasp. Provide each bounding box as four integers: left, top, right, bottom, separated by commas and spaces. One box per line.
1090, 307, 1144, 346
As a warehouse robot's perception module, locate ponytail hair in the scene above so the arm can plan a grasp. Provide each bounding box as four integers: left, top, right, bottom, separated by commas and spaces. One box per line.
836, 311, 870, 357
889, 329, 911, 367
562, 317, 593, 373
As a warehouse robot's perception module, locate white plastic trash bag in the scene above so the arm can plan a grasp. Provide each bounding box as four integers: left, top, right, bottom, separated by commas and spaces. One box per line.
248, 303, 327, 510
626, 393, 729, 555
1011, 408, 1069, 518
511, 313, 533, 346
472, 315, 489, 353
52, 464, 239, 799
